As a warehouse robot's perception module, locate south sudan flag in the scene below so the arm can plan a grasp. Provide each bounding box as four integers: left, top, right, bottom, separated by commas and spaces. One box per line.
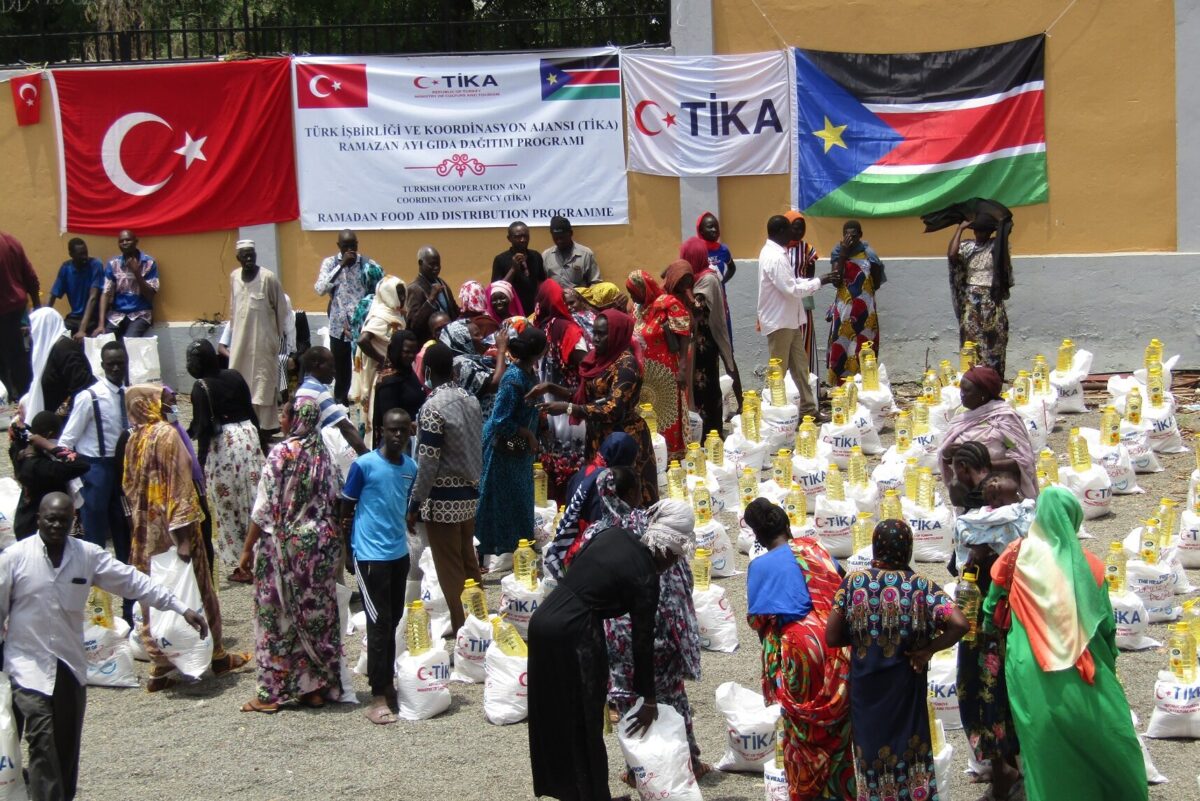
792, 36, 1047, 217
540, 53, 621, 101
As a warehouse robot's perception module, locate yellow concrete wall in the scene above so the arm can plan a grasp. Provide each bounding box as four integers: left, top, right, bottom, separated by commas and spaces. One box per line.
713, 0, 1178, 258
0, 0, 1176, 318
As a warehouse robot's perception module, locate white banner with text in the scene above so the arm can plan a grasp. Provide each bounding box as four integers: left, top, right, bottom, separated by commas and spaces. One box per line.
623, 51, 790, 177
293, 50, 627, 230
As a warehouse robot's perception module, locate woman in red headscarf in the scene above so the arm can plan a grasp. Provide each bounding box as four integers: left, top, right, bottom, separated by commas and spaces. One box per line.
528, 309, 658, 507
626, 264, 693, 459
681, 236, 740, 439
531, 279, 589, 502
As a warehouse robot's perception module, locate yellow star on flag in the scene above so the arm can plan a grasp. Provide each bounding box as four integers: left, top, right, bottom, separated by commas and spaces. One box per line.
546, 72, 559, 85
812, 116, 848, 154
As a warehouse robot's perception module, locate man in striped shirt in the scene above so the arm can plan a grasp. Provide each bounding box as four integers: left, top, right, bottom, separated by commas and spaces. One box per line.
294, 346, 367, 456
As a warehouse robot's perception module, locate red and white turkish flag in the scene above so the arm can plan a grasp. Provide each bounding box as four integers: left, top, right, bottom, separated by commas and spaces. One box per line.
294, 62, 369, 109
10, 72, 42, 126
52, 58, 298, 235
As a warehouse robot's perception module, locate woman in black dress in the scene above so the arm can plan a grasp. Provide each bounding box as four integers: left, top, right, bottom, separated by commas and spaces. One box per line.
527, 467, 695, 801
371, 329, 425, 434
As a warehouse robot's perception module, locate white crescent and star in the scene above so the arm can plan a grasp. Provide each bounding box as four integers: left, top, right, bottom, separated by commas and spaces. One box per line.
633, 99, 676, 137
17, 82, 37, 107
101, 112, 209, 197
308, 74, 342, 98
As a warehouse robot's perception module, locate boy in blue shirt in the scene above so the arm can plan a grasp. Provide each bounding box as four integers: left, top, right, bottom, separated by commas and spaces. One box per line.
339, 407, 418, 725
48, 238, 103, 337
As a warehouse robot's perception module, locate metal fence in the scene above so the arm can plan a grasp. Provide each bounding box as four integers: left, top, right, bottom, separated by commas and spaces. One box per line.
0, 9, 670, 66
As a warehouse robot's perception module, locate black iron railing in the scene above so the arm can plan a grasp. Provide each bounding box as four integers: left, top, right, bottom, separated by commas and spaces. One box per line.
0, 10, 670, 67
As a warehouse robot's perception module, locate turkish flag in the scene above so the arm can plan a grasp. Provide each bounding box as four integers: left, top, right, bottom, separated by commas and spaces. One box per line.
52, 59, 298, 235
10, 72, 42, 126
295, 62, 369, 109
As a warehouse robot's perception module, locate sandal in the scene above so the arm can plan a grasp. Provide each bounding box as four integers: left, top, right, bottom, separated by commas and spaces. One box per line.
299, 692, 326, 709
365, 704, 397, 725
693, 762, 712, 780
146, 675, 177, 693
212, 652, 253, 676
228, 567, 254, 584
241, 698, 279, 714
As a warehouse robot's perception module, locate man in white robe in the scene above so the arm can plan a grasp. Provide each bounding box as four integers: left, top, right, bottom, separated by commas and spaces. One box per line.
228, 240, 288, 436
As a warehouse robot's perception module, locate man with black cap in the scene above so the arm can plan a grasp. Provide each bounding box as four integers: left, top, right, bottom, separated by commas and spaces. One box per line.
542, 216, 599, 290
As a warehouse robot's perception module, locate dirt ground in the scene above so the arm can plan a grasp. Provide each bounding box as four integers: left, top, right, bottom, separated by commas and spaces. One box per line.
4, 381, 1197, 801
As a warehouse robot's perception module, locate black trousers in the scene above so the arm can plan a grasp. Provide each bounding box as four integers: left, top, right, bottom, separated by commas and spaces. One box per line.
104, 316, 151, 339
12, 662, 87, 801
329, 335, 352, 405
355, 555, 410, 697
0, 307, 30, 402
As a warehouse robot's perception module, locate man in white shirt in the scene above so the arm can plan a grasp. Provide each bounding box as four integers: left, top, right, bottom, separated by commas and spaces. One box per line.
0, 493, 206, 801
58, 341, 131, 570
757, 215, 835, 417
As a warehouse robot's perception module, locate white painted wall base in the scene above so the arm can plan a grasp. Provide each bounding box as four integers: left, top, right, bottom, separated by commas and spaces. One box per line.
725, 252, 1200, 382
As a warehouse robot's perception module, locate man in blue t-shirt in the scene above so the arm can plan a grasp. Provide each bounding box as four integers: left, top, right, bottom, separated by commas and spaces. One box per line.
340, 407, 417, 725
48, 238, 103, 338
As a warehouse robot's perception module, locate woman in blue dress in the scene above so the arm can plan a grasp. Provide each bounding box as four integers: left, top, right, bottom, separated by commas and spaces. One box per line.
475, 326, 548, 564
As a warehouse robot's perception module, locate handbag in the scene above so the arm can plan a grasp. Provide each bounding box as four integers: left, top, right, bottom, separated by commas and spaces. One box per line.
494, 430, 530, 455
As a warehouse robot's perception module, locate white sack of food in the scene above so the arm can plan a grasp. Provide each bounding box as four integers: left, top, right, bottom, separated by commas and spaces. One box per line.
394, 646, 452, 721
498, 573, 544, 639
695, 518, 738, 578
1143, 401, 1186, 454
1126, 559, 1181, 623
1077, 428, 1141, 494
813, 496, 857, 558
482, 642, 528, 725
1111, 591, 1160, 651
724, 429, 769, 475
904, 500, 953, 563
1146, 672, 1200, 740
713, 681, 781, 773
1060, 463, 1112, 519
0, 673, 26, 801
418, 548, 453, 639
818, 421, 860, 468
451, 614, 493, 684
759, 400, 800, 454
1050, 348, 1092, 413
1120, 422, 1162, 474
84, 618, 138, 688
1178, 509, 1200, 569
791, 454, 829, 498
850, 403, 883, 454
1131, 711, 1168, 783
926, 651, 961, 731
147, 548, 213, 680
694, 584, 738, 653
617, 700, 702, 801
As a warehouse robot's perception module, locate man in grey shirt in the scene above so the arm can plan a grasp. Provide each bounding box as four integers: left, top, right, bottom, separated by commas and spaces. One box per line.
541, 216, 600, 289
406, 343, 483, 634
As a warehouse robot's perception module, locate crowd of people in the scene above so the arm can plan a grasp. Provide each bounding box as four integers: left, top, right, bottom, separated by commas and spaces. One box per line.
0, 205, 1151, 801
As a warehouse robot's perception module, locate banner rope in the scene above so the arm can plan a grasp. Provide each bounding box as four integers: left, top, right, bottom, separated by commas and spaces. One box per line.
1045, 0, 1079, 35
745, 0, 789, 48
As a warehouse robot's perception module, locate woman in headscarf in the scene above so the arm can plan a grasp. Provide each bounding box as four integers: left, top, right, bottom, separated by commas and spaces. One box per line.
826, 520, 968, 801
606, 497, 705, 781
681, 236, 741, 433
543, 432, 639, 581
120, 384, 249, 691
439, 317, 508, 417
627, 264, 693, 460
458, 279, 488, 318
697, 211, 736, 285
574, 281, 627, 314
531, 279, 589, 504
784, 211, 821, 378
531, 308, 658, 507
947, 215, 1013, 376
745, 498, 853, 801
475, 326, 547, 568
826, 220, 885, 384
160, 385, 216, 576
485, 279, 526, 325
982, 488, 1146, 801
351, 275, 406, 444
527, 466, 689, 801
22, 307, 68, 423
371, 329, 425, 434
185, 338, 263, 582
238, 397, 345, 713
938, 365, 1036, 501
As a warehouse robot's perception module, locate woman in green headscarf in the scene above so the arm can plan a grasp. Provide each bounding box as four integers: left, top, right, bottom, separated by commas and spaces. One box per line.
983, 487, 1146, 801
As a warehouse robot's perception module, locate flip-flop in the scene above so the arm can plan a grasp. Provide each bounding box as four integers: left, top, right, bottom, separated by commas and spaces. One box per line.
241, 699, 279, 714
146, 675, 177, 693
299, 692, 326, 709
365, 705, 397, 725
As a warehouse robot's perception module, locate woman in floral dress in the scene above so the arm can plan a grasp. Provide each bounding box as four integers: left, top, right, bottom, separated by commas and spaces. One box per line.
827, 221, 884, 385
626, 265, 692, 459
238, 397, 344, 712
826, 520, 968, 801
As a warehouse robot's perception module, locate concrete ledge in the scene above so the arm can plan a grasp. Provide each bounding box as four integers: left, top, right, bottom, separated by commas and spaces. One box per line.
726, 252, 1200, 382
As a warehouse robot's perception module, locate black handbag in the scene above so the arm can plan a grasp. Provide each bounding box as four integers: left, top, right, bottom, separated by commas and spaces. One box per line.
494, 431, 530, 455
